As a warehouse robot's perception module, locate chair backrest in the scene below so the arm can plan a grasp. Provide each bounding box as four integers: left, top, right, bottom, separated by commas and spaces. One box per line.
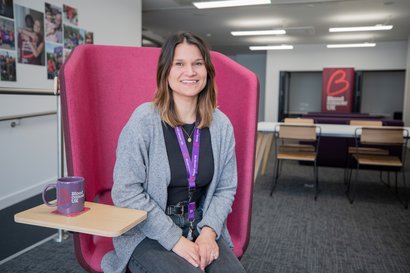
60, 44, 259, 272
350, 120, 382, 126
359, 127, 405, 145
278, 124, 317, 141
284, 118, 314, 124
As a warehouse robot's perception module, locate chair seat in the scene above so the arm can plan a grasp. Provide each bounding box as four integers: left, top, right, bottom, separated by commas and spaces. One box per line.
348, 146, 389, 155
279, 144, 315, 152
277, 151, 316, 161
353, 154, 402, 167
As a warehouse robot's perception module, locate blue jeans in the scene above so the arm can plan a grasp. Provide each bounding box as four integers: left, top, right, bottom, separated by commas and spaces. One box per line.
128, 209, 246, 273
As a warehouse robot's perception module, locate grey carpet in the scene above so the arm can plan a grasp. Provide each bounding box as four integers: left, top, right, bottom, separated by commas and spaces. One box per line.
241, 160, 410, 273
1, 160, 410, 273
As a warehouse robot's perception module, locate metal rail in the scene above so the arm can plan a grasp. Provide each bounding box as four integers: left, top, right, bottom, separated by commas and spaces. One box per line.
0, 111, 57, 127
0, 87, 55, 96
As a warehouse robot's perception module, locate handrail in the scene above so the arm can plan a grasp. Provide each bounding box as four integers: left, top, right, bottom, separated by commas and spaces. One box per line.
0, 87, 55, 96
0, 111, 57, 127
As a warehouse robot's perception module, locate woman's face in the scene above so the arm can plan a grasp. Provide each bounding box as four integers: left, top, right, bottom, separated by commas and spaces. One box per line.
33, 20, 41, 33
46, 11, 52, 21
55, 14, 62, 27
167, 42, 207, 102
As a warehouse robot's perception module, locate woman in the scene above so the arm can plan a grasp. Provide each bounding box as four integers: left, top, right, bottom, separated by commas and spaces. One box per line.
102, 32, 246, 273
18, 16, 44, 65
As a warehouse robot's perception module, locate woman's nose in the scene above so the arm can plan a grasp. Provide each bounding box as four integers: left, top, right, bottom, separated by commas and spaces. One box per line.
185, 65, 197, 75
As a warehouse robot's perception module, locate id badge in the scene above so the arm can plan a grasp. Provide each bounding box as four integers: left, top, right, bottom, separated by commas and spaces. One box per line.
188, 202, 196, 222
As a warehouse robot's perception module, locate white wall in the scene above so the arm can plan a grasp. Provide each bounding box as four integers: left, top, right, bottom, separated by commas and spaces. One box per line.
265, 41, 409, 122
0, 0, 142, 210
404, 36, 410, 126
228, 52, 266, 121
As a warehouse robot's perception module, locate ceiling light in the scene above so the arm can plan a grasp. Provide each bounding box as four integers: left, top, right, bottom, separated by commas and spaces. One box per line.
326, 43, 376, 48
329, 25, 393, 32
193, 0, 271, 9
249, 45, 294, 50
231, 29, 286, 36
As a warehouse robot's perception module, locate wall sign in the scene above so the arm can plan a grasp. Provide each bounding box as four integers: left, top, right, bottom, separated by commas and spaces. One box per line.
321, 67, 355, 112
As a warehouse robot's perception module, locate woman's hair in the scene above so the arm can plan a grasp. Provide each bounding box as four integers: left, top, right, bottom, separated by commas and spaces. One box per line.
153, 31, 217, 128
25, 14, 34, 28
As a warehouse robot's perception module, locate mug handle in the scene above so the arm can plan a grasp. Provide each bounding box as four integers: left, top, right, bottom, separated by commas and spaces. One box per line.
42, 184, 57, 207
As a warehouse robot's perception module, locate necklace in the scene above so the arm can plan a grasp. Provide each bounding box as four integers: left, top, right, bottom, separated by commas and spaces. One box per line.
181, 125, 195, 143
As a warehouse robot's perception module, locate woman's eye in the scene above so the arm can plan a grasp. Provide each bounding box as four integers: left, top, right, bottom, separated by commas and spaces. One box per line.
195, 62, 203, 66
175, 62, 183, 67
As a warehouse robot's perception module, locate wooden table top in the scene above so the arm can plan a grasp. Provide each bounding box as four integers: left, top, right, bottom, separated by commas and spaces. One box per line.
15, 201, 147, 237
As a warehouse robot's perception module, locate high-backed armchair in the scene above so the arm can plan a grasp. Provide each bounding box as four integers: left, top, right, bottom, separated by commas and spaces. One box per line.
60, 44, 259, 272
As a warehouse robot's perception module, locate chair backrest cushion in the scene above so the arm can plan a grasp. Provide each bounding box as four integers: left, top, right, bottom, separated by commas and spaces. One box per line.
279, 124, 317, 141
284, 118, 314, 124
350, 120, 382, 126
360, 127, 404, 145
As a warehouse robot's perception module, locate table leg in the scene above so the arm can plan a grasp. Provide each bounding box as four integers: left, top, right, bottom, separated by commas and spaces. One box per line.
260, 133, 273, 176
254, 132, 274, 182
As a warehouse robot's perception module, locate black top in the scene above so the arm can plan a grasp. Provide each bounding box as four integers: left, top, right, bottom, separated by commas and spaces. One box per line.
162, 122, 214, 206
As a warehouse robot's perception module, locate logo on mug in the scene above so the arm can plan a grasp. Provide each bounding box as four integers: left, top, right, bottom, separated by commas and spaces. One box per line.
71, 190, 84, 203
58, 189, 70, 205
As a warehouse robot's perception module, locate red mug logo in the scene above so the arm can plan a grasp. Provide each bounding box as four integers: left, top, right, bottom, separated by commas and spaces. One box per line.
326, 69, 350, 96
58, 189, 70, 205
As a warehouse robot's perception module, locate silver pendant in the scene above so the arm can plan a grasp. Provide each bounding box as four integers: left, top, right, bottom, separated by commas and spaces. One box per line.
187, 228, 193, 241
187, 137, 192, 143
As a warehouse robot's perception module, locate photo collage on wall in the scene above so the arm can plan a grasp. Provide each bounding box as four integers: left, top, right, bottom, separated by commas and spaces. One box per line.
0, 0, 16, 81
0, 0, 94, 82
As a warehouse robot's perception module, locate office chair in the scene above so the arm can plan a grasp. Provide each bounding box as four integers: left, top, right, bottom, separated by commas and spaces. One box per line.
60, 44, 259, 272
271, 124, 321, 200
256, 118, 315, 180
347, 126, 408, 208
344, 120, 388, 184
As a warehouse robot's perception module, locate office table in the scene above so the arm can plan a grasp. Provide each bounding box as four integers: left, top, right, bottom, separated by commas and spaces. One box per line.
257, 122, 366, 137
255, 122, 359, 179
15, 201, 147, 237
254, 122, 409, 179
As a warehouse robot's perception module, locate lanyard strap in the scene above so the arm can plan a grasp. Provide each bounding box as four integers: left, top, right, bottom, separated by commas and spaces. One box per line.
175, 126, 200, 222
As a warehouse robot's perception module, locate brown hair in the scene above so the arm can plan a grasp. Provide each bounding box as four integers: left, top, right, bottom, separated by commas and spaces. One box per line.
153, 32, 217, 128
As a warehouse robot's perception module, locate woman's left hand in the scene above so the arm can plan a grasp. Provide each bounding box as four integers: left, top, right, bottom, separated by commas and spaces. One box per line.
195, 226, 219, 271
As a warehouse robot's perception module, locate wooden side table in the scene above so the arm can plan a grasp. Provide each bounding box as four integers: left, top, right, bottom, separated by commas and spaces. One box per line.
15, 201, 147, 237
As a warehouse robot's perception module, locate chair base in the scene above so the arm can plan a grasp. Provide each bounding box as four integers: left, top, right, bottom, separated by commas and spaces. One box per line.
346, 166, 408, 209
270, 159, 319, 200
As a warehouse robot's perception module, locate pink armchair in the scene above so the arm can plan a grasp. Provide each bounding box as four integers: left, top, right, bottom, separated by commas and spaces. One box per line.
60, 44, 259, 272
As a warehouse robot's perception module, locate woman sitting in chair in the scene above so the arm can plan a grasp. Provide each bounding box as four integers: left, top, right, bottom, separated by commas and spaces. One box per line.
101, 32, 247, 273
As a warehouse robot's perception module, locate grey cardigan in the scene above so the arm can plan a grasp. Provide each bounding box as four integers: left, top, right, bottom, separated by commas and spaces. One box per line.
101, 102, 238, 273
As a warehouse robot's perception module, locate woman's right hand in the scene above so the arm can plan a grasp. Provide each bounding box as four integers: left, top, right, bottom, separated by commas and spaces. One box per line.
172, 236, 201, 268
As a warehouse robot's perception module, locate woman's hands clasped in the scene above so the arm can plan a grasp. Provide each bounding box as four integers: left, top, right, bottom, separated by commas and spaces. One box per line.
172, 236, 201, 268
172, 226, 219, 271
195, 226, 219, 271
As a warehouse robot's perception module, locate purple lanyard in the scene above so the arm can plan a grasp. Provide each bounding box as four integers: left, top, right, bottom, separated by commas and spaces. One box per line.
175, 126, 200, 222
